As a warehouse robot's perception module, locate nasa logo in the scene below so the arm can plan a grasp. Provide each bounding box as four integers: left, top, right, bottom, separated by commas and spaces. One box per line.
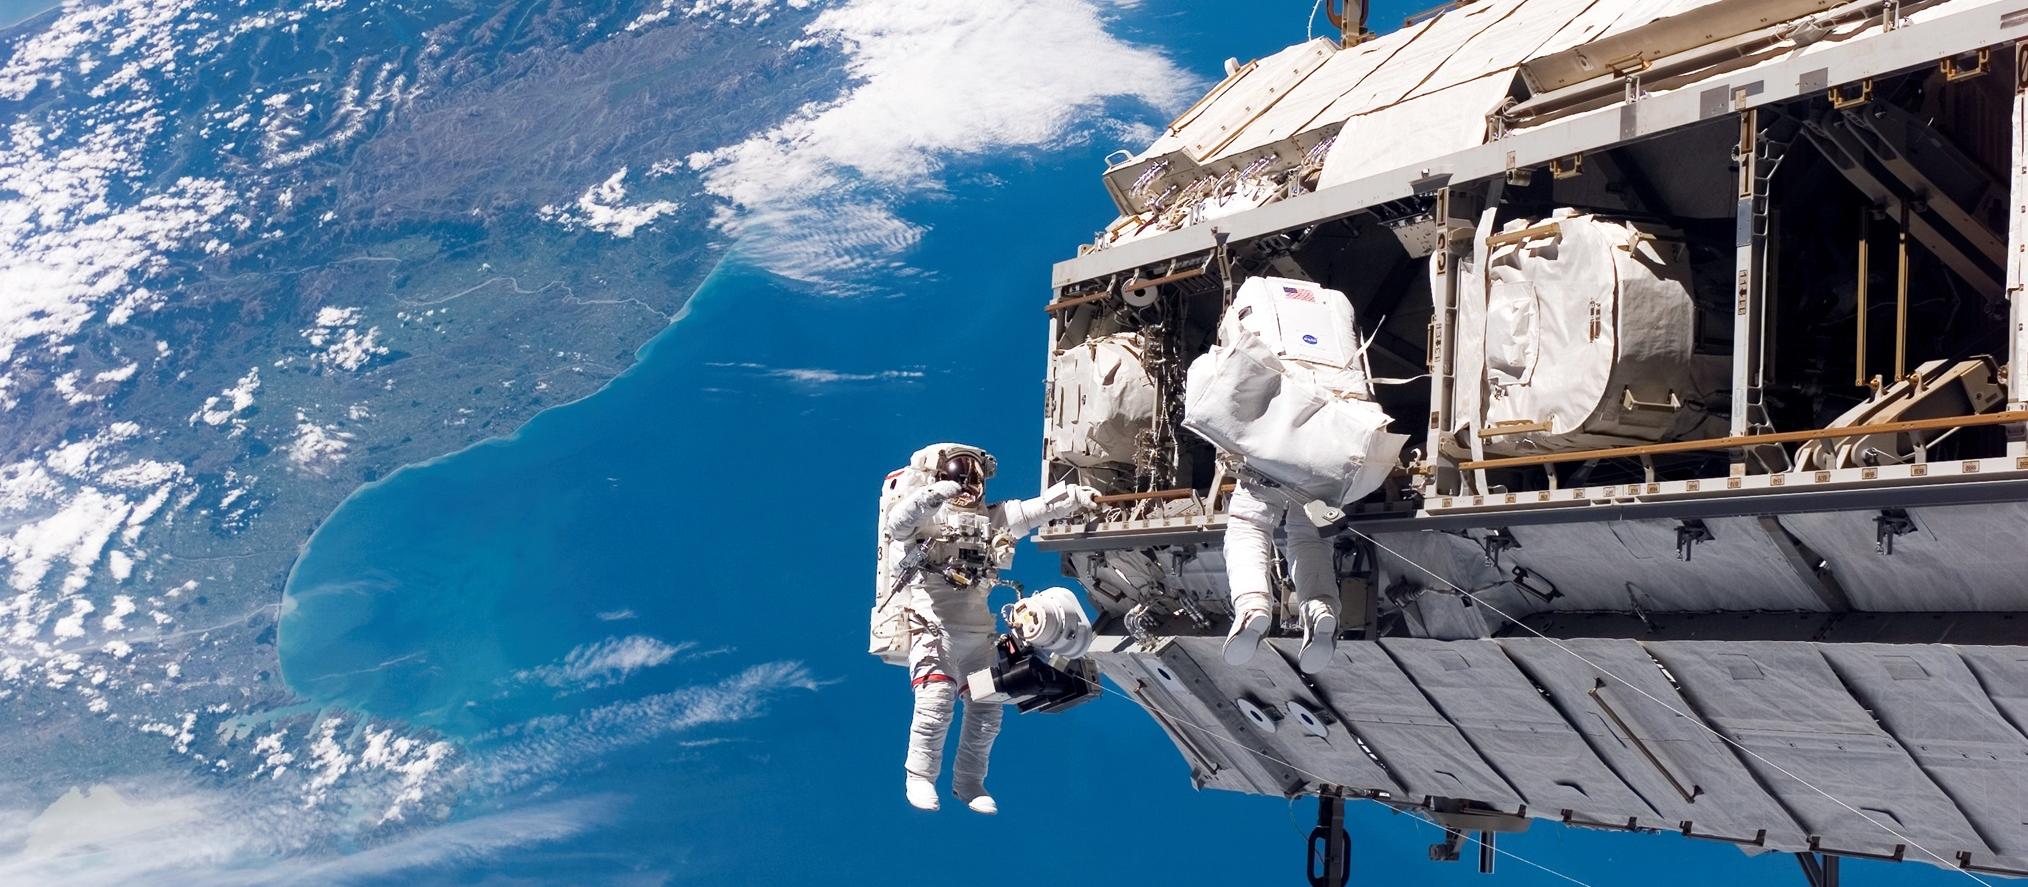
1301, 334, 1319, 344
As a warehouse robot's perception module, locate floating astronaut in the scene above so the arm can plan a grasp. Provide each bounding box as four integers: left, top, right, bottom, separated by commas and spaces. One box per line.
872, 443, 1100, 814
1181, 277, 1408, 674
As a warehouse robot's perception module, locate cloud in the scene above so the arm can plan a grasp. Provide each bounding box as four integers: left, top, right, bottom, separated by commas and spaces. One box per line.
770, 367, 924, 384
0, 785, 610, 887
686, 0, 1193, 285
516, 635, 693, 690
286, 411, 355, 473
475, 660, 820, 793
258, 797, 613, 884
0, 661, 819, 883
537, 167, 681, 238
706, 360, 925, 385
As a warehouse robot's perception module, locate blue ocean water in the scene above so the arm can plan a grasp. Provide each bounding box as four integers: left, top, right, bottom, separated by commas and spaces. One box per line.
275, 10, 1962, 887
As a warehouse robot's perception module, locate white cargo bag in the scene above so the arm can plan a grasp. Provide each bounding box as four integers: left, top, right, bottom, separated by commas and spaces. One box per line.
1183, 278, 1406, 506
1048, 333, 1157, 468
1450, 210, 1706, 456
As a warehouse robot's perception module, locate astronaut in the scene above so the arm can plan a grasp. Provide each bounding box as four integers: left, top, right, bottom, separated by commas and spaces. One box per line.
880, 447, 1099, 814
1221, 476, 1339, 674
1188, 277, 1391, 675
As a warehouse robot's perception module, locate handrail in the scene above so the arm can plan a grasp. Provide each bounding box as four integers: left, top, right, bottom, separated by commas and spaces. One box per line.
1095, 482, 1236, 505
1043, 288, 1112, 313
1459, 410, 2028, 472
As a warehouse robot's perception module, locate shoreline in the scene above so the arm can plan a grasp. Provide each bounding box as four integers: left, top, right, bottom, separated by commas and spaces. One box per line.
271, 251, 754, 701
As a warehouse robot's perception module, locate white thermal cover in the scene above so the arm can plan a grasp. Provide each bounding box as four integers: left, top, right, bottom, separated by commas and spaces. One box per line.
1451, 211, 1697, 454
1184, 278, 1405, 505
1049, 333, 1157, 467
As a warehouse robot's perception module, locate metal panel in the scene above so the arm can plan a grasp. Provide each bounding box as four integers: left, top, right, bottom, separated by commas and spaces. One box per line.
1957, 646, 2028, 741
1169, 637, 1403, 795
1320, 74, 1514, 189
1363, 527, 1528, 639
1215, 27, 1419, 161
1183, 39, 1338, 163
1532, 0, 1672, 59
1779, 505, 2028, 611
1092, 647, 1259, 794
1501, 517, 1831, 612
1383, 638, 1660, 824
1410, 0, 1598, 101
1143, 641, 1306, 795
1055, 0, 2028, 288
1313, 0, 1526, 125
2011, 37, 2028, 454
1522, 0, 1835, 92
1819, 644, 2028, 869
1500, 638, 1810, 847
1299, 639, 1524, 808
1647, 641, 1992, 860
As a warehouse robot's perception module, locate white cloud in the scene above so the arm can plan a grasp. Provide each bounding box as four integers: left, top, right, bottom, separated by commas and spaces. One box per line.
287, 411, 354, 472
0, 487, 128, 595
537, 167, 680, 238
0, 786, 606, 887
302, 307, 388, 372
192, 367, 260, 427
517, 635, 691, 690
594, 608, 636, 621
478, 660, 819, 793
708, 360, 923, 384
628, 0, 812, 30
770, 367, 923, 384
687, 0, 1191, 284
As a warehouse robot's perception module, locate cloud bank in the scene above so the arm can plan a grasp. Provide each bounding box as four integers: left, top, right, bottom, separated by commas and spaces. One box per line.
686, 0, 1194, 285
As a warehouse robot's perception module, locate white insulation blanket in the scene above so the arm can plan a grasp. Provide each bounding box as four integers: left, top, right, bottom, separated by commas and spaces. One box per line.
1451, 210, 1701, 455
1049, 333, 1157, 467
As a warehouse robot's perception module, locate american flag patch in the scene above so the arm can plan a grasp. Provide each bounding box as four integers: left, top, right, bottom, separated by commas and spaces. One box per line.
1281, 286, 1316, 302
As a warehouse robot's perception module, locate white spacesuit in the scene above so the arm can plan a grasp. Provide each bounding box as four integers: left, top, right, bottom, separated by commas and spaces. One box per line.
1183, 277, 1403, 675
879, 447, 1098, 814
1222, 478, 1338, 674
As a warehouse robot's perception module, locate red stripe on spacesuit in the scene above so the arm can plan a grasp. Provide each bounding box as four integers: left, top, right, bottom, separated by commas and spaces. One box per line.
911, 673, 956, 687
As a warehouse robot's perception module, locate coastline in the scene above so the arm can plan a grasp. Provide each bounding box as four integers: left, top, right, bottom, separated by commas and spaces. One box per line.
273, 252, 748, 701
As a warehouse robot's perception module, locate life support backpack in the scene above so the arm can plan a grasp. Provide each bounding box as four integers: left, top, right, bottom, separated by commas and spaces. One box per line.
870, 443, 997, 665
1183, 277, 1408, 506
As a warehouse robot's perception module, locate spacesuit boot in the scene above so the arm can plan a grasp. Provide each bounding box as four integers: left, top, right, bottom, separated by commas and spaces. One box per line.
950, 638, 1004, 815
1297, 598, 1338, 675
1223, 592, 1273, 667
905, 776, 940, 812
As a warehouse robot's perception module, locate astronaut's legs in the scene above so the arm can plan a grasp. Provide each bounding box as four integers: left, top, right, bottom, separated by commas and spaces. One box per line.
1222, 482, 1279, 666
949, 631, 1003, 815
1281, 510, 1341, 674
1223, 480, 1342, 672
904, 623, 956, 810
904, 625, 1002, 813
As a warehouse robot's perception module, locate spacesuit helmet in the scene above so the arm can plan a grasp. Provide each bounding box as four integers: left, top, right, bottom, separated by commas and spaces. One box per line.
938, 452, 987, 506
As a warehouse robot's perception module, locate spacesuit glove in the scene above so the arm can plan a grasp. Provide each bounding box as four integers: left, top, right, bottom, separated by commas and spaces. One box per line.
1068, 485, 1101, 513
927, 480, 962, 501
